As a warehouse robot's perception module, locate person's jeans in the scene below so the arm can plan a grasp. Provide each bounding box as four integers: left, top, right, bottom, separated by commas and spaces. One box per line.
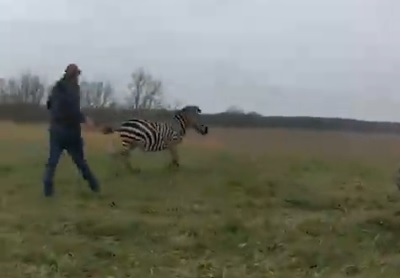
42, 126, 100, 196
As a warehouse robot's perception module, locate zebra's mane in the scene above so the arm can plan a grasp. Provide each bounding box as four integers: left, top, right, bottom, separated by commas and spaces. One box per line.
171, 112, 187, 136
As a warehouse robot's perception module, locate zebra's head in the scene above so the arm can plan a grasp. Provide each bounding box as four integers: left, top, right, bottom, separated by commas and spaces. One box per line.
174, 105, 209, 136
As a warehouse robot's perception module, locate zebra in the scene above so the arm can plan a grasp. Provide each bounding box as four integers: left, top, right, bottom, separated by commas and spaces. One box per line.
101, 105, 209, 173
395, 170, 400, 191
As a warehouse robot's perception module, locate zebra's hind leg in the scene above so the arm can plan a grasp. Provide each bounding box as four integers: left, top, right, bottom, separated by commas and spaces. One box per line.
108, 149, 128, 177
395, 168, 400, 191
120, 144, 144, 174
110, 146, 139, 176
106, 134, 124, 177
119, 148, 141, 174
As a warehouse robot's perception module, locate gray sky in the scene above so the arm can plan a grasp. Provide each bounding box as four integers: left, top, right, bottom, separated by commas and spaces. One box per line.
0, 0, 399, 121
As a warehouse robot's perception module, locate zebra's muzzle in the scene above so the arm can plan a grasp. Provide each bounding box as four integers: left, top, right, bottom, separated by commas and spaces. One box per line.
201, 126, 209, 135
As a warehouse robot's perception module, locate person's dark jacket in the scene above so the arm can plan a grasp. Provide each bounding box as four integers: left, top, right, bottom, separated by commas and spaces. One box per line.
46, 78, 86, 129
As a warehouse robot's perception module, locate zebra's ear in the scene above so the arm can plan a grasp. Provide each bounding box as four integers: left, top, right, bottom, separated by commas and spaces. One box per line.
181, 105, 201, 114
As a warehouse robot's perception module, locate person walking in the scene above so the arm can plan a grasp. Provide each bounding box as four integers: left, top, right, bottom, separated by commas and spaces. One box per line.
43, 64, 100, 197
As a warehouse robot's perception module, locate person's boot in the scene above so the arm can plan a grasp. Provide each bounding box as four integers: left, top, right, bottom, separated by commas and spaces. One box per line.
79, 163, 100, 193
43, 166, 56, 197
43, 182, 54, 197
87, 176, 100, 193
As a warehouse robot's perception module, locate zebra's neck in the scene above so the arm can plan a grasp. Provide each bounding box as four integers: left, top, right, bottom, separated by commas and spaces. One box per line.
173, 114, 187, 136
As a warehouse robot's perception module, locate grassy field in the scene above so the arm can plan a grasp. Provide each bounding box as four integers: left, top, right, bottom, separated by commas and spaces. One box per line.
1, 122, 400, 277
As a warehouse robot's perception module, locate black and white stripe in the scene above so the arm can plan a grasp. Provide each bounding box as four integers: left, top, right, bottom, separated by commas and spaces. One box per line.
102, 105, 208, 171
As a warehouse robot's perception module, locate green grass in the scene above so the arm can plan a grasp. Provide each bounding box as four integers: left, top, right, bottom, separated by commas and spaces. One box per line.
1, 124, 400, 277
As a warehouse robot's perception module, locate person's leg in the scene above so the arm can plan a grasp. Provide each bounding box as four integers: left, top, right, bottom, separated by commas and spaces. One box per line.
43, 129, 64, 197
66, 135, 100, 192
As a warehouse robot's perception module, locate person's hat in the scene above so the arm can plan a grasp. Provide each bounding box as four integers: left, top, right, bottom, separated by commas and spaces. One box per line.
64, 63, 81, 75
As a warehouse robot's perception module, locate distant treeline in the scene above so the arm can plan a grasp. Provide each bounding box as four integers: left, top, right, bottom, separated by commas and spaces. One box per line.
1, 103, 400, 134
2, 68, 397, 134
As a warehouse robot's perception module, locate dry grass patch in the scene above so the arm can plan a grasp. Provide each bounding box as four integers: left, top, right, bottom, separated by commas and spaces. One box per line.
0, 123, 399, 277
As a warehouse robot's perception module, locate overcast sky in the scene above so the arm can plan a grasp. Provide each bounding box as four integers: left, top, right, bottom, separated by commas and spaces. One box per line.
0, 0, 399, 120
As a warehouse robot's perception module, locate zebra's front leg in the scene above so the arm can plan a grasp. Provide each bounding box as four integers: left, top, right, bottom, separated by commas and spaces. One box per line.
110, 151, 122, 177
167, 145, 180, 170
395, 168, 400, 191
111, 150, 130, 177
107, 139, 125, 177
120, 148, 141, 174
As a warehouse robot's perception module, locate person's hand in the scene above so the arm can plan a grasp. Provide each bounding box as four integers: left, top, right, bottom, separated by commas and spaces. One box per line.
85, 116, 95, 127
84, 116, 96, 131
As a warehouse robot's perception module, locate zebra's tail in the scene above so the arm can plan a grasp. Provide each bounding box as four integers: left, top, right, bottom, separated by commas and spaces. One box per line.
101, 125, 115, 134
395, 169, 400, 191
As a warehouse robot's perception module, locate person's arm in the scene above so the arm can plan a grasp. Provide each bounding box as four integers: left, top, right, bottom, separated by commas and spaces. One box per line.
83, 115, 95, 126
79, 111, 86, 123
46, 95, 52, 110
76, 85, 88, 124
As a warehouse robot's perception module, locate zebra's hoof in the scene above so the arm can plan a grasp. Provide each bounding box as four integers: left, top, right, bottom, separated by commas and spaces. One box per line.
130, 168, 141, 173
168, 162, 180, 170
396, 180, 400, 191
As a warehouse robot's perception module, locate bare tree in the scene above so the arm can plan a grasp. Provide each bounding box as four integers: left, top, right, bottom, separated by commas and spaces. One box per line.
226, 105, 245, 114
1, 73, 46, 104
164, 98, 183, 110
80, 80, 114, 108
0, 78, 7, 103
126, 68, 164, 110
